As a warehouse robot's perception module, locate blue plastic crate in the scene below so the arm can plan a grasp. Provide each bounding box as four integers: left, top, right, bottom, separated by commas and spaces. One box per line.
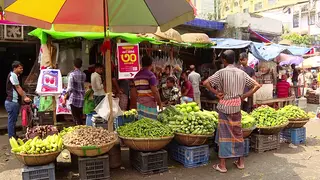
244, 138, 250, 157
170, 144, 209, 168
22, 163, 55, 180
281, 127, 306, 145
114, 115, 135, 129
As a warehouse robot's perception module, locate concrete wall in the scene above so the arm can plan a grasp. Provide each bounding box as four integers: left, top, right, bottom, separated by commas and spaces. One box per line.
226, 13, 283, 35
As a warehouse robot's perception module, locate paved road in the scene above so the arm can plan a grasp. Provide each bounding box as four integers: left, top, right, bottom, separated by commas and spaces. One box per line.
0, 105, 319, 180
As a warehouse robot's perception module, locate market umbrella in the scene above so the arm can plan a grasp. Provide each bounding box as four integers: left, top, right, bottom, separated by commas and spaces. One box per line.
4, 0, 195, 33
4, 0, 195, 131
299, 56, 320, 68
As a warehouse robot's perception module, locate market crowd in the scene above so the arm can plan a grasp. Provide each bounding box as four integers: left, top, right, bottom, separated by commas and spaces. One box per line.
6, 49, 320, 173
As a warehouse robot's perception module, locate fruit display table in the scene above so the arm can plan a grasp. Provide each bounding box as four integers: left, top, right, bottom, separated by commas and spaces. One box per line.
255, 96, 295, 109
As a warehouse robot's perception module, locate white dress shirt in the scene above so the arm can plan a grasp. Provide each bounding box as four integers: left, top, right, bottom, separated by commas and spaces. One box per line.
91, 72, 105, 96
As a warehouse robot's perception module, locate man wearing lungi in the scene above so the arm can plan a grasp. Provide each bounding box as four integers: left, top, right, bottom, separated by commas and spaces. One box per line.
204, 50, 261, 173
133, 56, 163, 120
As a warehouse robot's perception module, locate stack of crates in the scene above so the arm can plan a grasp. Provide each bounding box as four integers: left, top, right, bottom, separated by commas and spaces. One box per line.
114, 115, 135, 130
77, 154, 110, 180
280, 127, 306, 145
244, 138, 250, 157
22, 163, 55, 180
169, 142, 210, 168
129, 149, 168, 174
250, 133, 280, 153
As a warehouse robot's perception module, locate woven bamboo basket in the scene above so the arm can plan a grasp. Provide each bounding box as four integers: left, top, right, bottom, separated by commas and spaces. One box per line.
64, 138, 117, 157
119, 136, 174, 151
181, 33, 211, 44
287, 119, 309, 128
154, 28, 182, 42
242, 127, 255, 138
174, 133, 213, 146
14, 151, 61, 166
256, 122, 289, 135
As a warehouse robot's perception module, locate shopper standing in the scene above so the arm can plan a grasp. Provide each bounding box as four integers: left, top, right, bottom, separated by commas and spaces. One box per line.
63, 58, 86, 125
5, 61, 31, 138
239, 52, 255, 113
91, 63, 105, 106
204, 50, 260, 173
180, 71, 194, 103
132, 56, 162, 120
188, 65, 201, 108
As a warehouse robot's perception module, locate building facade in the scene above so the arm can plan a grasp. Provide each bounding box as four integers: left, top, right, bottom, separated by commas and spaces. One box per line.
190, 0, 215, 19
259, 1, 320, 36
219, 0, 309, 19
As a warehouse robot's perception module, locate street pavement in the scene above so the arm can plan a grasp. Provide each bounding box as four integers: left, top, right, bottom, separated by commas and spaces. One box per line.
0, 105, 319, 180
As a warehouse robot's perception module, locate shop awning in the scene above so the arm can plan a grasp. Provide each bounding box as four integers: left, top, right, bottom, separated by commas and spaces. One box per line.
210, 38, 311, 61
184, 18, 224, 31
29, 28, 214, 48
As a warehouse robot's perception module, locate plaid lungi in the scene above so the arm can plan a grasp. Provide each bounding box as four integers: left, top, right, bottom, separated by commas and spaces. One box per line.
217, 111, 244, 158
137, 103, 158, 120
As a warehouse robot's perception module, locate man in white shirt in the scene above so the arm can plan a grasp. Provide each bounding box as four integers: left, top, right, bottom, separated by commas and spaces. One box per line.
188, 65, 201, 108
305, 69, 314, 88
91, 63, 105, 106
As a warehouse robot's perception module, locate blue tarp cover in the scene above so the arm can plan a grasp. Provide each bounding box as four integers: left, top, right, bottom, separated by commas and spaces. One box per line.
185, 18, 224, 31
210, 38, 311, 61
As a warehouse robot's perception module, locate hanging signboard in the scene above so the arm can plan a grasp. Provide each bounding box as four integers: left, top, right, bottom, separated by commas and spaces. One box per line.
117, 43, 140, 79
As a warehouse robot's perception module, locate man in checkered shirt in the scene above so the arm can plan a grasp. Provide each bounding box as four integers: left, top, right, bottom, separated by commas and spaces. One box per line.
63, 58, 86, 125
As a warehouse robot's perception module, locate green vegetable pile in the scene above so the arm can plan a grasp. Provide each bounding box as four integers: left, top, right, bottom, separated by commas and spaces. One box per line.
117, 118, 174, 138
241, 111, 256, 129
278, 105, 308, 120
158, 105, 218, 135
175, 102, 200, 113
251, 106, 288, 128
60, 125, 86, 137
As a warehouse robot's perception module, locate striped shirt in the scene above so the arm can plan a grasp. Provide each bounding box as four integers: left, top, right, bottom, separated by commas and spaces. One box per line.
208, 65, 255, 114
133, 68, 158, 108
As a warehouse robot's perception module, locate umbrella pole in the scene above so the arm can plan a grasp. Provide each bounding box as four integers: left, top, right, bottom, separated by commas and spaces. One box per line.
103, 0, 114, 131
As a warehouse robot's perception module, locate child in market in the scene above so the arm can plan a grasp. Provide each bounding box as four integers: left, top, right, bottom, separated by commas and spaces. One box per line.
276, 74, 291, 98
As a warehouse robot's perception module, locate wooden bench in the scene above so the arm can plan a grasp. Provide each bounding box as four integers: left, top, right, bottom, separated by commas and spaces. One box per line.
201, 98, 218, 111
255, 96, 295, 109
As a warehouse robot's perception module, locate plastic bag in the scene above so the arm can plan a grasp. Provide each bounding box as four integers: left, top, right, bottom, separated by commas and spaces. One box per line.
39, 96, 53, 112
94, 94, 123, 121
94, 96, 110, 120
56, 89, 71, 115
112, 97, 123, 117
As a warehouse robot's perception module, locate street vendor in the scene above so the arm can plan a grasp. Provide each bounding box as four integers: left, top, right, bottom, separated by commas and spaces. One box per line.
180, 71, 194, 103
239, 52, 255, 113
160, 77, 181, 106
204, 50, 261, 173
132, 56, 162, 120
159, 65, 177, 89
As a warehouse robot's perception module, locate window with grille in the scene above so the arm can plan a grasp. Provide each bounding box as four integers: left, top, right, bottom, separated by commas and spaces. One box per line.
254, 2, 263, 11
293, 14, 299, 28
309, 13, 316, 25
243, 8, 249, 13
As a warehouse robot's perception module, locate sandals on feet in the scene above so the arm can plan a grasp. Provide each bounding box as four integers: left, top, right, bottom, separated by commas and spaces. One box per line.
233, 160, 245, 170
212, 164, 227, 173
